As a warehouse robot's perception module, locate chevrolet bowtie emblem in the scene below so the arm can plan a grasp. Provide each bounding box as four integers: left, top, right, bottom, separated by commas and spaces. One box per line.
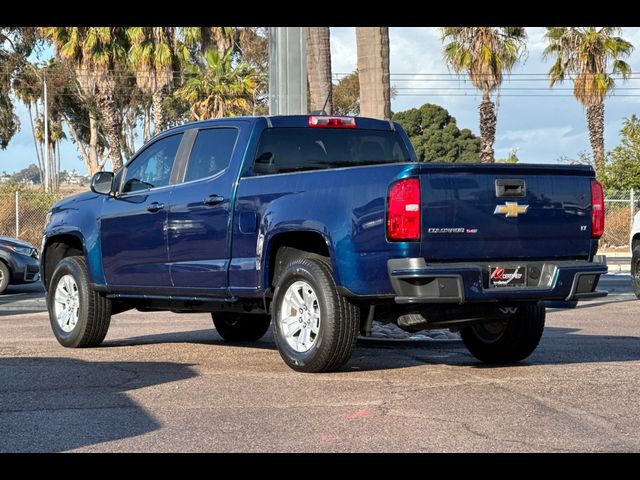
494, 202, 529, 218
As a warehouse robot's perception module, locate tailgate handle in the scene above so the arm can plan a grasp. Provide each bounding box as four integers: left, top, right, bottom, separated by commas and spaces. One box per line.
495, 179, 526, 197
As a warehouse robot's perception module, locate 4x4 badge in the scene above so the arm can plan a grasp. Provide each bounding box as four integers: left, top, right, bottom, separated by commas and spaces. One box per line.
494, 202, 529, 218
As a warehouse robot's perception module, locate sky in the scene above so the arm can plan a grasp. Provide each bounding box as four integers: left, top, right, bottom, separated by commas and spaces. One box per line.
2, 27, 640, 175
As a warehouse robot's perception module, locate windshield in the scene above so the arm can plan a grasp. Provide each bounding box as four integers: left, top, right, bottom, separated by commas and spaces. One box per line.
253, 127, 412, 175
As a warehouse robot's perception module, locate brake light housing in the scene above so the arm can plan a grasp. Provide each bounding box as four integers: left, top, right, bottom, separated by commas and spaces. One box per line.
387, 178, 421, 241
591, 179, 605, 239
308, 116, 356, 128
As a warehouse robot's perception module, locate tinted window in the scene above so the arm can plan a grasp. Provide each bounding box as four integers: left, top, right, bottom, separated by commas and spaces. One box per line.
253, 128, 412, 175
122, 134, 182, 193
184, 128, 238, 182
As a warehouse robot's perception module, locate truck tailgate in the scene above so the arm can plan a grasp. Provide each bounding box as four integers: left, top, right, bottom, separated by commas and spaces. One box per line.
417, 164, 594, 261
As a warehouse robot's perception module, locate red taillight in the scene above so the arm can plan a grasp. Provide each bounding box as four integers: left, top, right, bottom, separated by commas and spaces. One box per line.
387, 178, 421, 241
308, 116, 356, 128
591, 179, 605, 239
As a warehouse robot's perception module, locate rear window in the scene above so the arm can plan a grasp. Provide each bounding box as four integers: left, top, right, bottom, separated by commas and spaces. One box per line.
253, 127, 412, 175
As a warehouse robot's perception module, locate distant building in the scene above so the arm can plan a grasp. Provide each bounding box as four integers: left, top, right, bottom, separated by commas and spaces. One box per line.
61, 169, 89, 185
0, 172, 11, 184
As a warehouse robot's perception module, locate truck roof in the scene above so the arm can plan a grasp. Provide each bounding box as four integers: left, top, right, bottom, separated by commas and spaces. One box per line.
159, 115, 396, 137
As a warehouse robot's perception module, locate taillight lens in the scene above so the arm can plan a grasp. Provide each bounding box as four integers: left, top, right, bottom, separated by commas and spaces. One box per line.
387, 178, 421, 241
591, 179, 605, 239
308, 116, 356, 128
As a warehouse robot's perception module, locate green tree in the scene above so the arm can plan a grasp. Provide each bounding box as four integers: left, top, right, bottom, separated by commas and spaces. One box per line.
496, 148, 520, 163
238, 28, 268, 114
544, 27, 633, 178
602, 115, 640, 191
11, 164, 41, 184
393, 103, 481, 163
174, 48, 256, 120
0, 28, 38, 149
441, 27, 527, 163
333, 71, 360, 116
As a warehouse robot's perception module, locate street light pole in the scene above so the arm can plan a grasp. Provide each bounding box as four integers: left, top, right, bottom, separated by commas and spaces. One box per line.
43, 70, 49, 193
268, 27, 307, 115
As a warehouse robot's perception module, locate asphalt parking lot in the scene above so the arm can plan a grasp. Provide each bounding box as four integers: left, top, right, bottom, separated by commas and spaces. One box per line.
0, 272, 638, 452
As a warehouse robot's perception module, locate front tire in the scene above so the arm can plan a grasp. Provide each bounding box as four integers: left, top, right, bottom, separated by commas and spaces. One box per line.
271, 256, 360, 373
460, 303, 545, 363
632, 246, 640, 299
211, 313, 271, 341
0, 261, 9, 294
48, 256, 112, 348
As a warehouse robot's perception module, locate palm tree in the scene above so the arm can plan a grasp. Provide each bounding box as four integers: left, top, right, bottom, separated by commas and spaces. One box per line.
544, 27, 633, 177
174, 48, 256, 120
128, 27, 189, 136
181, 27, 237, 59
41, 27, 129, 170
35, 116, 66, 191
307, 27, 332, 114
441, 27, 527, 163
12, 62, 45, 183
356, 27, 390, 120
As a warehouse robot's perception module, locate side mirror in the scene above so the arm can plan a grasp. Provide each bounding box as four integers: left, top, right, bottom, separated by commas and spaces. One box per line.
90, 171, 115, 195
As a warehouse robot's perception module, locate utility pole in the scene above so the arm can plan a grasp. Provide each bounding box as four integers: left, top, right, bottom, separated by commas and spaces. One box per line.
268, 27, 307, 115
43, 70, 49, 193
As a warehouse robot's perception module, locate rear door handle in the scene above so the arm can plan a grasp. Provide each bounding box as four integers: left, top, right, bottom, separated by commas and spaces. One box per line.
147, 202, 165, 213
204, 194, 224, 206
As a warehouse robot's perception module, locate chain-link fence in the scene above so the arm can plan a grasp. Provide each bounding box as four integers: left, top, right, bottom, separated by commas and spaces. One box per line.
0, 188, 637, 253
603, 190, 636, 250
0, 190, 66, 249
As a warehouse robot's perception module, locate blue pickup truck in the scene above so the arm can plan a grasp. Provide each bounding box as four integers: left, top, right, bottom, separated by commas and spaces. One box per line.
41, 115, 607, 372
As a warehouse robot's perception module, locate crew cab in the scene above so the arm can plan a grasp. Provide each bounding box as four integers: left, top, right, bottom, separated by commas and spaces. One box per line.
41, 115, 608, 372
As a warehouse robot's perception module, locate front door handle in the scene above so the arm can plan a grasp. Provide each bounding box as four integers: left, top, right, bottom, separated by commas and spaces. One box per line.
204, 194, 224, 206
147, 202, 165, 213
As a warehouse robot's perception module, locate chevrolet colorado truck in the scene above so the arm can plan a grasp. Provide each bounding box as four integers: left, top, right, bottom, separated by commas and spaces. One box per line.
41, 115, 608, 372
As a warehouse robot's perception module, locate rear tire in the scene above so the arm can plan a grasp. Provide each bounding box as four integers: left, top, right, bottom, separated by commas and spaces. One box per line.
271, 255, 360, 373
48, 256, 112, 348
632, 246, 640, 299
0, 261, 9, 294
211, 313, 271, 341
460, 303, 545, 363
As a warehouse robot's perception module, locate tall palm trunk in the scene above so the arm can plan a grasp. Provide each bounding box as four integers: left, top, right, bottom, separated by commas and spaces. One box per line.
356, 27, 391, 120
212, 27, 234, 58
479, 90, 497, 163
88, 113, 101, 174
26, 103, 44, 185
307, 27, 332, 114
143, 104, 151, 142
95, 91, 123, 170
56, 143, 61, 191
152, 89, 166, 134
587, 103, 605, 177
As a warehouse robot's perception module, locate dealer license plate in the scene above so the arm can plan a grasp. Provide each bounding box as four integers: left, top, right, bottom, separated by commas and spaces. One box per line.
489, 266, 526, 288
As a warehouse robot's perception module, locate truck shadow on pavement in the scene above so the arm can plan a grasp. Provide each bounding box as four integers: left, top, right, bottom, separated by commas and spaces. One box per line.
0, 357, 197, 452
102, 329, 278, 350
0, 309, 46, 317
351, 326, 640, 371
103, 325, 640, 372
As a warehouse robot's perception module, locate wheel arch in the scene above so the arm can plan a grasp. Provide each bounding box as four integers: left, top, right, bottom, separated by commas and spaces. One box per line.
263, 230, 338, 291
42, 232, 87, 291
